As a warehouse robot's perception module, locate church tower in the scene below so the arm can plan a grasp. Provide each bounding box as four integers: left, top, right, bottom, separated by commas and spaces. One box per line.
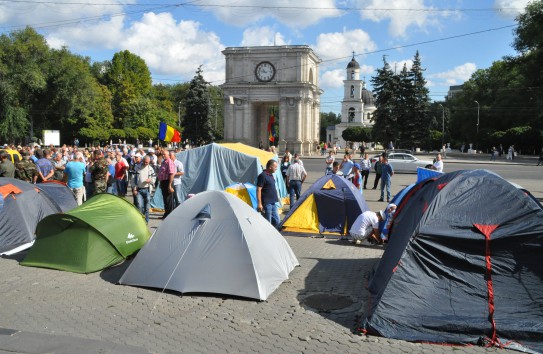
326, 54, 376, 148
341, 53, 364, 124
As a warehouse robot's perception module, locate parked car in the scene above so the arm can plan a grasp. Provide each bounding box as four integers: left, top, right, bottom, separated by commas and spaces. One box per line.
370, 152, 433, 173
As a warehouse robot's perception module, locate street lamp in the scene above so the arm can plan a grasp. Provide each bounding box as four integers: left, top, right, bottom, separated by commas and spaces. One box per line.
474, 100, 480, 151
438, 104, 445, 156
178, 102, 182, 127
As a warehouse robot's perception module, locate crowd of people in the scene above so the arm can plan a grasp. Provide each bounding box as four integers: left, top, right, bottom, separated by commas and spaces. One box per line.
0, 143, 185, 224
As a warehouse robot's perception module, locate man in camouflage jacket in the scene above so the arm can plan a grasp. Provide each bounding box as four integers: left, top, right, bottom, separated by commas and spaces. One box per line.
89, 149, 110, 195
15, 151, 38, 183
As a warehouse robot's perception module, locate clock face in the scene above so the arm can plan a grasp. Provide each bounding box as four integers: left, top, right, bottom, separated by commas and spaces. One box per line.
255, 62, 275, 82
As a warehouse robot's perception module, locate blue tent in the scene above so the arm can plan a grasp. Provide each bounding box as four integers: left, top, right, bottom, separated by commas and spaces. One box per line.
151, 143, 287, 209
279, 174, 369, 235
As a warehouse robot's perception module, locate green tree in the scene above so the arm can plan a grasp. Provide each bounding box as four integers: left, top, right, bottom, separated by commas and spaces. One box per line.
404, 51, 431, 149
320, 112, 341, 142
0, 27, 50, 142
104, 50, 152, 128
371, 56, 399, 145
341, 126, 372, 143
182, 66, 213, 144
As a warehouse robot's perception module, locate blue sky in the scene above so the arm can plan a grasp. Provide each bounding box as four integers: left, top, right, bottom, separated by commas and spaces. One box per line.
0, 0, 529, 113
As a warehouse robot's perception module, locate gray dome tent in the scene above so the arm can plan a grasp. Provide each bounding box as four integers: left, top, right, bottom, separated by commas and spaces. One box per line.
120, 191, 299, 300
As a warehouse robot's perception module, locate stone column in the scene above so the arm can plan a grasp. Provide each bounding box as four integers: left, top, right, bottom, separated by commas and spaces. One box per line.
279, 98, 287, 154
293, 98, 303, 155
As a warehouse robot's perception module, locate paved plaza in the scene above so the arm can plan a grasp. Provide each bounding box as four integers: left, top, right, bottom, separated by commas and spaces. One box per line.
0, 153, 535, 354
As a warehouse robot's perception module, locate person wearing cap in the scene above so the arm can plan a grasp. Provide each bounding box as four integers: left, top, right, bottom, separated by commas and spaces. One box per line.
285, 157, 307, 208
147, 147, 157, 166
349, 210, 385, 245
133, 155, 156, 223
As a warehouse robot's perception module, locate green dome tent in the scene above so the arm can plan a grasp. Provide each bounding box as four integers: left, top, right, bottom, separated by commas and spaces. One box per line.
21, 194, 150, 273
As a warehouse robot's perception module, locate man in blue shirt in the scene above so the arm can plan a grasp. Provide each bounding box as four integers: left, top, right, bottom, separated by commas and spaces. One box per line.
64, 152, 87, 205
257, 159, 279, 227
378, 156, 394, 202
35, 149, 54, 183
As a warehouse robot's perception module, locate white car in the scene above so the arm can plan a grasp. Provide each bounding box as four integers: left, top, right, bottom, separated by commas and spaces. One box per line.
371, 153, 434, 173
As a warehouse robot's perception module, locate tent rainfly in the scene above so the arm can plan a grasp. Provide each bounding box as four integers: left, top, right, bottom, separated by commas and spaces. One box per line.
21, 194, 150, 273
360, 170, 543, 353
0, 177, 76, 255
120, 190, 299, 300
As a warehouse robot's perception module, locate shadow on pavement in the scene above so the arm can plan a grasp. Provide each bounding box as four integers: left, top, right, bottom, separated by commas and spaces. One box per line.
297, 257, 380, 330
99, 257, 134, 284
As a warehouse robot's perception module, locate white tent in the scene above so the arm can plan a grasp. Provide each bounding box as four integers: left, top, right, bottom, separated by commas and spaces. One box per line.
120, 191, 299, 300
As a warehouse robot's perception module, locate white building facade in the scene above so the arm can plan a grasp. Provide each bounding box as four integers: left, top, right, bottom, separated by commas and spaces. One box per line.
221, 46, 323, 155
327, 55, 376, 148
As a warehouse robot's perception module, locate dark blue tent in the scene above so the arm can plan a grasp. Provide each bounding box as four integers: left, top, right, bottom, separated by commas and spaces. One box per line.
360, 170, 543, 353
279, 174, 369, 235
36, 181, 77, 212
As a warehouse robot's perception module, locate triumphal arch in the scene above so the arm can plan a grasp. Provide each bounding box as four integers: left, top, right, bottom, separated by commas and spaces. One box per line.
221, 46, 322, 155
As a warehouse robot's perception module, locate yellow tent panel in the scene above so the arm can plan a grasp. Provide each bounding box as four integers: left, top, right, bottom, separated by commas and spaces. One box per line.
225, 186, 252, 207
220, 143, 275, 168
282, 194, 319, 233
322, 179, 336, 190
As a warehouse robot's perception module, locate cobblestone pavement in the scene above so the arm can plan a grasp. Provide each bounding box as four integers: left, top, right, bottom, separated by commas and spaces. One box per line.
0, 221, 515, 353
1, 152, 530, 353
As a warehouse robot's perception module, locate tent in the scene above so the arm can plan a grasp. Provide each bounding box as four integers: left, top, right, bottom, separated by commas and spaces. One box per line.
0, 178, 75, 255
120, 190, 299, 300
224, 182, 257, 209
21, 194, 150, 273
360, 170, 543, 353
151, 143, 287, 209
279, 174, 369, 235
35, 180, 78, 213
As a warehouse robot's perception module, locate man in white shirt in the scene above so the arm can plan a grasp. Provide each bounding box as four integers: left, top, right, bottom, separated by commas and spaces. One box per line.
286, 158, 307, 207
433, 153, 444, 172
360, 153, 372, 189
133, 155, 156, 223
170, 151, 185, 207
349, 210, 384, 245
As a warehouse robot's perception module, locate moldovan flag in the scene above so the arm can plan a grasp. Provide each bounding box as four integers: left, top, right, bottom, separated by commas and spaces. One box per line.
159, 122, 181, 143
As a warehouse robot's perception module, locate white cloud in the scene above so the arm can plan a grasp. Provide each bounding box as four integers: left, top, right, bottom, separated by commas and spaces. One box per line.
121, 12, 225, 83
389, 59, 413, 73
314, 28, 377, 63
46, 16, 125, 50
320, 69, 345, 89
0, 0, 129, 31
197, 0, 343, 28
353, 0, 452, 38
430, 62, 477, 85
240, 27, 289, 46
494, 0, 530, 17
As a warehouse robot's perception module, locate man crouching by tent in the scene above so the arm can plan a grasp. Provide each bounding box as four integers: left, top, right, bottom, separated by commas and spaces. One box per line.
349, 210, 384, 246
257, 159, 280, 228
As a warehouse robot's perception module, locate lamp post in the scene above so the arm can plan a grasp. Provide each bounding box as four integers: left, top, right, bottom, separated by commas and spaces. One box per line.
474, 100, 480, 152
178, 102, 182, 127
439, 104, 445, 156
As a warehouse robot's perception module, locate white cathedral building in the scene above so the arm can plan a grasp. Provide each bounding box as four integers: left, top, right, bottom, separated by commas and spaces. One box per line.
326, 55, 376, 148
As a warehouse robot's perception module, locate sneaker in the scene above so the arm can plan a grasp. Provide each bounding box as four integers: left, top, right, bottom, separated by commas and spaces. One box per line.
377, 198, 384, 202
372, 187, 377, 190
358, 239, 373, 246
